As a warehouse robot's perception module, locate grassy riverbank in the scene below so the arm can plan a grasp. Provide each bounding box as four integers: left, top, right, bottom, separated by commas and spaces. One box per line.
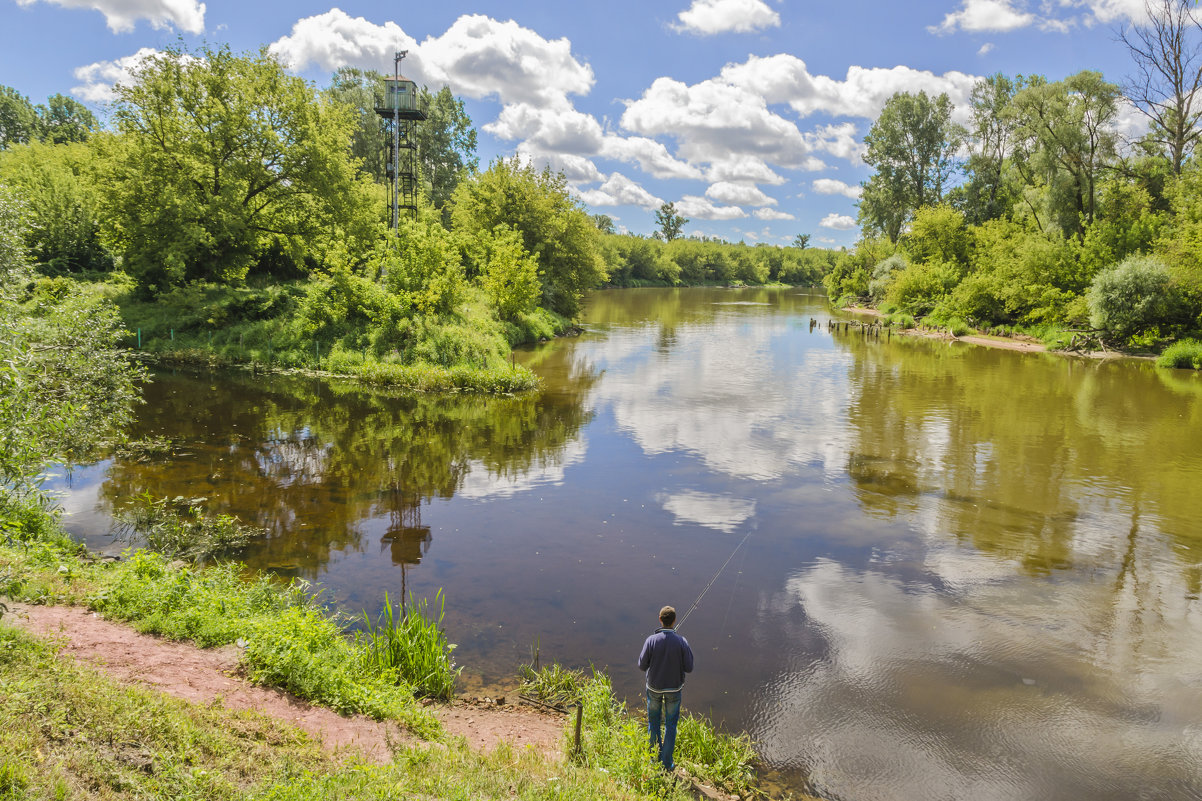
77, 275, 561, 394
0, 499, 766, 800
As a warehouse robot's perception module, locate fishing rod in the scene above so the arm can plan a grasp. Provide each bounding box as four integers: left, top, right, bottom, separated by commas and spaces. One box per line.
675, 526, 754, 631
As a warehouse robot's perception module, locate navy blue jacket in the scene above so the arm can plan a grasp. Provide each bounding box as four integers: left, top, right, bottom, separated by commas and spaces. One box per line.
638, 628, 694, 692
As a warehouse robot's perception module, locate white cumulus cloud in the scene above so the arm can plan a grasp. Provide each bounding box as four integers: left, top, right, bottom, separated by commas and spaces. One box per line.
755, 208, 796, 220
812, 178, 863, 199
576, 171, 663, 206
705, 156, 786, 186
18, 0, 204, 33
621, 74, 817, 170
676, 195, 748, 221
706, 181, 777, 207
820, 213, 857, 230
600, 136, 704, 180
578, 173, 664, 209
515, 147, 605, 184
720, 54, 979, 123
71, 47, 161, 102
805, 122, 866, 162
1078, 0, 1148, 24
929, 0, 1035, 34
484, 103, 604, 153
270, 11, 594, 110
267, 9, 416, 74
672, 0, 781, 35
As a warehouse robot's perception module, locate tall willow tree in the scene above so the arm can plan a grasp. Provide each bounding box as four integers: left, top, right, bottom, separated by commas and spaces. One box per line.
1010, 71, 1119, 237
102, 44, 378, 291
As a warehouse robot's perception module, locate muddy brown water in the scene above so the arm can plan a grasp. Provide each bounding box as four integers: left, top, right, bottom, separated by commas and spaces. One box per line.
48, 287, 1202, 801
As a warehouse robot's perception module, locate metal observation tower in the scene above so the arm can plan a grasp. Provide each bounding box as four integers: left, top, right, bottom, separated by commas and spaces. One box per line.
374, 51, 427, 229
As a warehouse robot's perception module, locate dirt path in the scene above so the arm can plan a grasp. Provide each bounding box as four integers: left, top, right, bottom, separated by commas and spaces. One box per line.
6, 603, 566, 765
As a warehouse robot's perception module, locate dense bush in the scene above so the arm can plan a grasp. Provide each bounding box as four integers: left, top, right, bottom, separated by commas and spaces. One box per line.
1157, 338, 1202, 369
1087, 255, 1177, 341
0, 141, 111, 272
869, 254, 907, 301
885, 260, 960, 315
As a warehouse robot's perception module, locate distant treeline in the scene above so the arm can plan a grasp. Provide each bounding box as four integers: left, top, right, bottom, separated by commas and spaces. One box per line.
598, 233, 835, 287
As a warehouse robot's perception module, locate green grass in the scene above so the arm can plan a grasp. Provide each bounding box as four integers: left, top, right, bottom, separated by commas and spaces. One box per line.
1157, 338, 1202, 369
519, 661, 587, 706
105, 277, 545, 394
0, 621, 675, 801
360, 590, 460, 701
572, 671, 759, 798
0, 621, 332, 800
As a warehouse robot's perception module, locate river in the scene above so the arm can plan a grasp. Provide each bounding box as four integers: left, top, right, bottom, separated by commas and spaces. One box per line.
49, 287, 1202, 800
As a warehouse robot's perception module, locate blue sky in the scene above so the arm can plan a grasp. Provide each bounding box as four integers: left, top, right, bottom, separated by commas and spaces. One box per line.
1, 0, 1149, 246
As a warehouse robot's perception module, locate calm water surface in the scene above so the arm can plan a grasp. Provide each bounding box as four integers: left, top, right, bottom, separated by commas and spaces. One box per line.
51, 287, 1202, 801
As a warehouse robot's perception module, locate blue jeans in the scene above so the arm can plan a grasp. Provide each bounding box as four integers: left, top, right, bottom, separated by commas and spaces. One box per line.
646, 688, 682, 770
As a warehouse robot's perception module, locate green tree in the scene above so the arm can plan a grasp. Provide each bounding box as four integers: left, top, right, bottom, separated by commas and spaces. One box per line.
593, 213, 616, 234
655, 202, 688, 241
792, 233, 810, 249
325, 67, 388, 181
1010, 71, 1120, 237
960, 73, 1023, 224
383, 212, 466, 316
469, 226, 541, 319
0, 141, 111, 271
902, 205, 970, 267
102, 44, 378, 290
418, 86, 478, 212
859, 91, 965, 242
36, 94, 98, 145
0, 187, 142, 501
1087, 254, 1178, 340
0, 86, 39, 149
451, 158, 606, 317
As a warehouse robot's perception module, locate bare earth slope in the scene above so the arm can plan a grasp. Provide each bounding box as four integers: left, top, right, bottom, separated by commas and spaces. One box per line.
7, 603, 565, 764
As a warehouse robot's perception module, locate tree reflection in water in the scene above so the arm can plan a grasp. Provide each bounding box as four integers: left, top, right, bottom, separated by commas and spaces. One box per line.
97, 364, 598, 578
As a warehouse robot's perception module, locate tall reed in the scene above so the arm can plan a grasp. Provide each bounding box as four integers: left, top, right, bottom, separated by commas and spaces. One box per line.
361, 590, 460, 700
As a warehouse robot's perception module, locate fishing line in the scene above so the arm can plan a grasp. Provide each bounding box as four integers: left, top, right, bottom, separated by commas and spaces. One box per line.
717, 540, 749, 638
676, 526, 754, 631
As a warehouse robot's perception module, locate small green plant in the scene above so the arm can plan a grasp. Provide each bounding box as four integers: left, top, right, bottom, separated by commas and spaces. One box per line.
360, 590, 460, 700
946, 317, 971, 337
0, 759, 30, 800
112, 492, 260, 563
883, 311, 917, 328
1157, 338, 1202, 369
518, 661, 586, 705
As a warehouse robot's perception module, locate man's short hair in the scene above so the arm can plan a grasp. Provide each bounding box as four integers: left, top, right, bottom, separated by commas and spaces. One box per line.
659, 605, 676, 627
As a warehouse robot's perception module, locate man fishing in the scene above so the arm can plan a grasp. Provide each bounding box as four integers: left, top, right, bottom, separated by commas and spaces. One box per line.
638, 605, 694, 772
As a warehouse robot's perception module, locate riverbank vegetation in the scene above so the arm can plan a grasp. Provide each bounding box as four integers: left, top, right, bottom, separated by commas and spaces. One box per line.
0, 43, 830, 399
0, 518, 762, 800
0, 615, 714, 801
828, 6, 1202, 365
